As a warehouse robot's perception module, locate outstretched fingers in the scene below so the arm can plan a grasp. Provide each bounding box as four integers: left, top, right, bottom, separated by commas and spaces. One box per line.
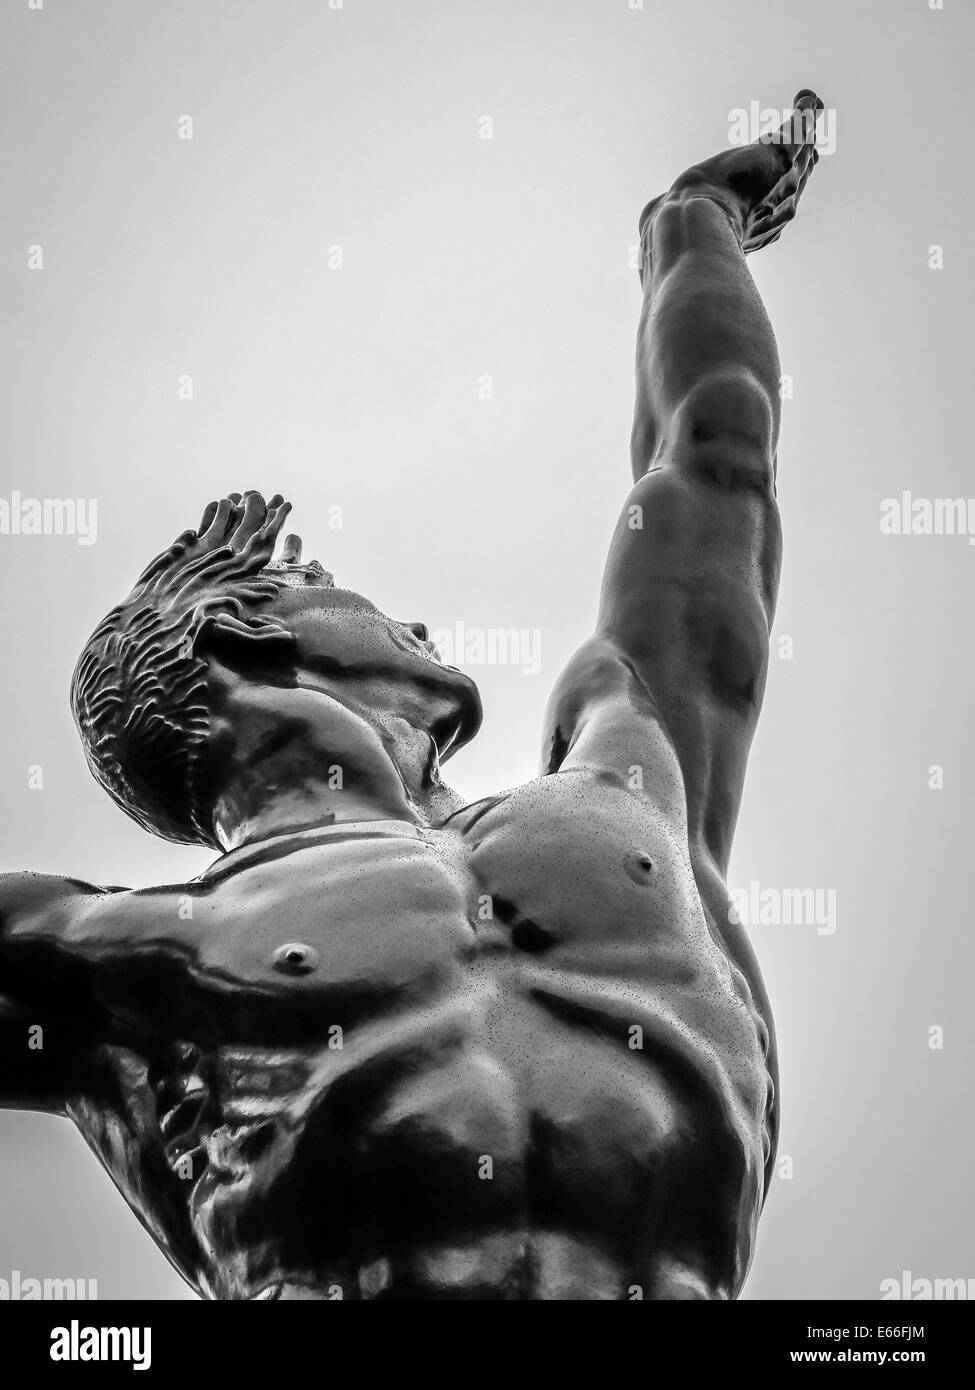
743, 128, 820, 253
762, 89, 823, 158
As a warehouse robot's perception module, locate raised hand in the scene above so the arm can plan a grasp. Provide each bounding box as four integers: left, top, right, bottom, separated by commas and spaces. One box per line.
640, 90, 825, 257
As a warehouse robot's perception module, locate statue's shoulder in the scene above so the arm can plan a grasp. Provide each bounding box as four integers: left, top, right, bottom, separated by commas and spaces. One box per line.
441, 773, 656, 849
0, 871, 128, 938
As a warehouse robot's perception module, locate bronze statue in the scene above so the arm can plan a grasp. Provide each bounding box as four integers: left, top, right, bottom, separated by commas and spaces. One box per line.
1, 93, 824, 1299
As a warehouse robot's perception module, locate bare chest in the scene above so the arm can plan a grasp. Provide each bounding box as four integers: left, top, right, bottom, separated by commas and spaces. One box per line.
188, 771, 715, 1007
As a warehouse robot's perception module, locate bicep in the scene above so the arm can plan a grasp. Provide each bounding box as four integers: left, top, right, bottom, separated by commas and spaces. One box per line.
592, 452, 781, 870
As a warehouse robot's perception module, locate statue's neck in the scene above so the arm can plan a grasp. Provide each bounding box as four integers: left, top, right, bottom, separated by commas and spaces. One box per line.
199, 815, 438, 881
209, 735, 465, 854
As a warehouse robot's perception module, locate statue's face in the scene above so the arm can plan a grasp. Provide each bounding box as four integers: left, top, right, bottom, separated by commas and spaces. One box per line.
261, 564, 483, 763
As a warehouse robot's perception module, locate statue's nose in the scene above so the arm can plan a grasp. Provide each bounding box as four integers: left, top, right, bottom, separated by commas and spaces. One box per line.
408, 622, 429, 641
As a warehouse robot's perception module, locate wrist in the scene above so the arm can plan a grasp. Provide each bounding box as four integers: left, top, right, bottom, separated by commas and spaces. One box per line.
640, 183, 746, 261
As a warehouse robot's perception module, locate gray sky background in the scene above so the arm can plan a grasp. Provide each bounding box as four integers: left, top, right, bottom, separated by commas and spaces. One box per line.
1, 0, 972, 1299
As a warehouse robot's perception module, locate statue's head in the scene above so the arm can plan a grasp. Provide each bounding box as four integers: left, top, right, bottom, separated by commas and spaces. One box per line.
70, 492, 482, 849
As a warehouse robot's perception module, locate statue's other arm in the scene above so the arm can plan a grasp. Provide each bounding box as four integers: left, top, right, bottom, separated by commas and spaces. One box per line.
0, 870, 223, 1114
0, 872, 123, 1112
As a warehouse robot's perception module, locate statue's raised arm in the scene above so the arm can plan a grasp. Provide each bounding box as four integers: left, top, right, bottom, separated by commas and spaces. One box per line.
543, 93, 823, 879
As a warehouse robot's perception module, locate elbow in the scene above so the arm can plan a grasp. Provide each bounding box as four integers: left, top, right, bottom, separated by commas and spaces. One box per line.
670, 370, 779, 495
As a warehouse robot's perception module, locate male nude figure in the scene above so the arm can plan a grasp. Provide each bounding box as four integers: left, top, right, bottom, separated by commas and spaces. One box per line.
0, 94, 823, 1299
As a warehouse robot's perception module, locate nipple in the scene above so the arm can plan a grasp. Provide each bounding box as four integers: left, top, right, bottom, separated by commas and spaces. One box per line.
623, 851, 655, 885
272, 943, 320, 975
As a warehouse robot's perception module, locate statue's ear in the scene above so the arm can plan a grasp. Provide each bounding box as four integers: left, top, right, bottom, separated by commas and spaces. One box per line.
192, 608, 296, 671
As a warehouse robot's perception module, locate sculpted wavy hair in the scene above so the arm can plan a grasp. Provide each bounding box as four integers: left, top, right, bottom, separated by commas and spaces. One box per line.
70, 495, 299, 849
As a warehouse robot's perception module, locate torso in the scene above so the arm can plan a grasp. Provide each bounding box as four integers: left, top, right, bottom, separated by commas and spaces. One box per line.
66, 767, 774, 1300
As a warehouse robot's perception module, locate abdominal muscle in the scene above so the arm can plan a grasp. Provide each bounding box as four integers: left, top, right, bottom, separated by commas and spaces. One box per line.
192, 965, 770, 1300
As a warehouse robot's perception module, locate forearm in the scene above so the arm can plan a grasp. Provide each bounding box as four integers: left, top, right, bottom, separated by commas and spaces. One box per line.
632, 191, 781, 479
